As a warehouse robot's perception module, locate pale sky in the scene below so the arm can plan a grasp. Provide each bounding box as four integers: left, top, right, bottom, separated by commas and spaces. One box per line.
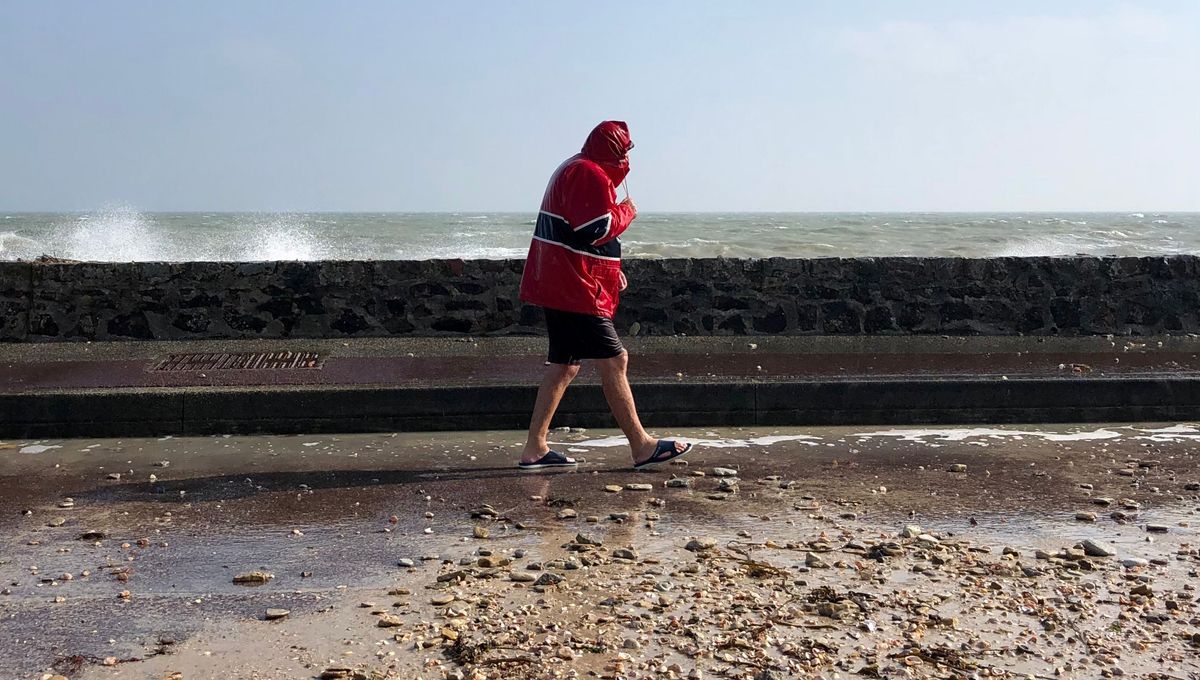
2, 1, 1198, 212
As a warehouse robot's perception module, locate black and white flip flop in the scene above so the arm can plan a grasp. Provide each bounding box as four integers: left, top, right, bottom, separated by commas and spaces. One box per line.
518, 450, 579, 471
633, 440, 694, 469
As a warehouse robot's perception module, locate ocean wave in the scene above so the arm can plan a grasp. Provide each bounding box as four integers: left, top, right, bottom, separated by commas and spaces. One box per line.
3, 211, 1199, 261
994, 235, 1115, 257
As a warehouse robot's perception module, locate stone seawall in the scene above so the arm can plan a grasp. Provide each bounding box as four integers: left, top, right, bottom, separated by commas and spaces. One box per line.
1, 257, 1197, 342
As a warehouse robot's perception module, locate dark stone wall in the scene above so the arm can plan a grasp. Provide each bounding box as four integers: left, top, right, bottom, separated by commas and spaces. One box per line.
2, 257, 1197, 342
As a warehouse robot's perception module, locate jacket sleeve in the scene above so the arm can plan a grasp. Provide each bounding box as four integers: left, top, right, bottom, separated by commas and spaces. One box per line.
561, 166, 635, 248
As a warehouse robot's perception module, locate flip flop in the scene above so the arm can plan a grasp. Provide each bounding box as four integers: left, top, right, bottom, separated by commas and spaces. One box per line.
518, 450, 578, 471
633, 440, 694, 469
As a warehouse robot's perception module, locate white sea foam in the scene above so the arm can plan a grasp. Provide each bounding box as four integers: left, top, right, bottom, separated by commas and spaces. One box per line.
565, 434, 821, 449
50, 206, 166, 261
237, 214, 329, 261
0, 232, 40, 258
20, 443, 62, 454
1131, 424, 1200, 441
561, 424, 1199, 450
851, 427, 1123, 442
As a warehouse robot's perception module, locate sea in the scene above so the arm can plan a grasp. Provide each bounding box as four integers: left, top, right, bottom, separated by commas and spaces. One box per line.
1, 208, 1198, 262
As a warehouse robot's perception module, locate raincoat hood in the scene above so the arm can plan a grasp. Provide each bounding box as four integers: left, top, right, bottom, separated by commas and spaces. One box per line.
581, 120, 632, 186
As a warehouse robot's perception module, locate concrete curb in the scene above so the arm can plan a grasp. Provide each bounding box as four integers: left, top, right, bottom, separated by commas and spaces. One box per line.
4, 376, 1200, 438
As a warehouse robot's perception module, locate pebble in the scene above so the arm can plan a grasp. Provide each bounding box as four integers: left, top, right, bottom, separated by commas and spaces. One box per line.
556, 509, 577, 520
805, 552, 829, 569
397, 558, 415, 568
612, 548, 637, 561
534, 572, 564, 587
472, 526, 489, 539
1146, 524, 1169, 533
431, 593, 455, 605
575, 533, 603, 546
666, 478, 691, 488
264, 608, 290, 620
900, 525, 922, 538
624, 483, 654, 491
711, 467, 738, 477
1130, 583, 1154, 598
232, 571, 274, 584
686, 537, 716, 552
47, 518, 66, 528
1081, 539, 1117, 557
510, 572, 536, 582
377, 613, 404, 627
1121, 557, 1150, 568
948, 464, 968, 473
604, 485, 622, 493
1075, 512, 1097, 522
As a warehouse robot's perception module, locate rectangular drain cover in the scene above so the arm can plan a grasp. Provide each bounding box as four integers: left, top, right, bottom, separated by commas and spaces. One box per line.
152, 351, 324, 372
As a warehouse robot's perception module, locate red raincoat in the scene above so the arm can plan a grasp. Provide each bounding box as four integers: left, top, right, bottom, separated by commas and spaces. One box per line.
519, 121, 637, 319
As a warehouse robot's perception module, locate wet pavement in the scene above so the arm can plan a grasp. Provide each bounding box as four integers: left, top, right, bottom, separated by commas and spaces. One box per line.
4, 336, 1200, 393
2, 424, 1200, 679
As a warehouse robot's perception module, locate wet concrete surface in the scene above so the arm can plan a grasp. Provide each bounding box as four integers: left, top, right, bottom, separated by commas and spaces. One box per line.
2, 424, 1200, 678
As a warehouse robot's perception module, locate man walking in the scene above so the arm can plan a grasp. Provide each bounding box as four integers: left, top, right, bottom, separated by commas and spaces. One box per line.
517, 121, 692, 470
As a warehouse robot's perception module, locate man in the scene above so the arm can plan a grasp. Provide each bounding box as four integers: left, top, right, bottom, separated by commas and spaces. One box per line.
517, 120, 692, 470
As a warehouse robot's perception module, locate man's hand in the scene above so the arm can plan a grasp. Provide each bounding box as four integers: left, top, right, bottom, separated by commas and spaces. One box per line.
621, 197, 638, 218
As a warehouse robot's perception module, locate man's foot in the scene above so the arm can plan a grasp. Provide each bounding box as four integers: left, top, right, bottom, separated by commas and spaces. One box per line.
521, 441, 552, 466
518, 450, 578, 470
632, 439, 692, 468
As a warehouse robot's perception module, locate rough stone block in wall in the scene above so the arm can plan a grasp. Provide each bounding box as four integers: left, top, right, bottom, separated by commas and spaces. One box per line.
2, 256, 1200, 341
0, 262, 32, 340
28, 262, 136, 340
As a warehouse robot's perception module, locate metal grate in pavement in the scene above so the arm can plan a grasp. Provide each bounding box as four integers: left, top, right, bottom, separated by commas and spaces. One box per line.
152, 351, 324, 372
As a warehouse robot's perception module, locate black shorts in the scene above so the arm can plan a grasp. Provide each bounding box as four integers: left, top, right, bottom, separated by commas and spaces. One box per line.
544, 308, 625, 365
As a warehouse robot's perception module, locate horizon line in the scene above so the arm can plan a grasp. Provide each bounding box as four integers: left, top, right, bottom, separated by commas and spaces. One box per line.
4, 209, 1200, 215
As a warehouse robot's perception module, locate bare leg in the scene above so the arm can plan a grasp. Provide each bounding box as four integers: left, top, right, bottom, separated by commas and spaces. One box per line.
595, 351, 686, 464
521, 363, 580, 464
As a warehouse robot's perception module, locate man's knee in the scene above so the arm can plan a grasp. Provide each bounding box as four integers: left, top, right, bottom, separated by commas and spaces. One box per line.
550, 363, 581, 380
596, 351, 629, 375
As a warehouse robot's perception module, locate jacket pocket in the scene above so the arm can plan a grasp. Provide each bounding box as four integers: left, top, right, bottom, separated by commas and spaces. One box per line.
591, 262, 624, 312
